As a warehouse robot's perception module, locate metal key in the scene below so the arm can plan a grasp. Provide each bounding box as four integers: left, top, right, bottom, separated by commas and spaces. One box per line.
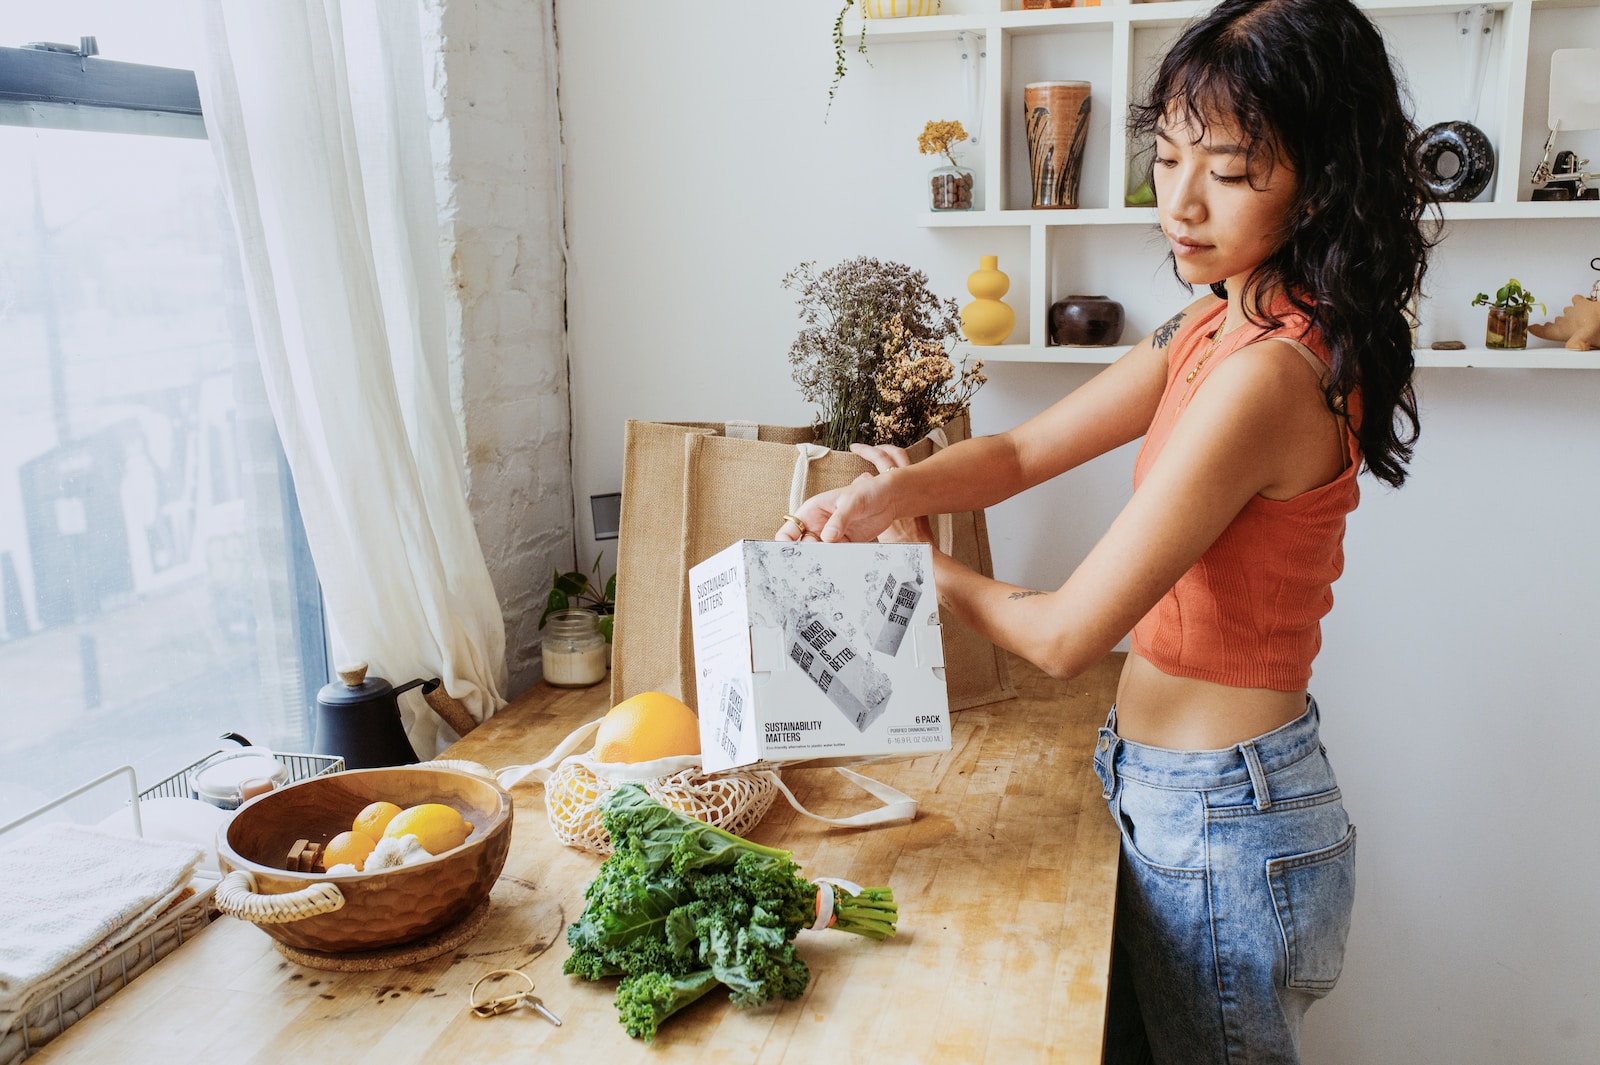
519, 993, 563, 1027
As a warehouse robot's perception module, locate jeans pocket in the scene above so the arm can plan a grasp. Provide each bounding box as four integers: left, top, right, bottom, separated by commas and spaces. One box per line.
1267, 824, 1356, 994
1112, 781, 1207, 876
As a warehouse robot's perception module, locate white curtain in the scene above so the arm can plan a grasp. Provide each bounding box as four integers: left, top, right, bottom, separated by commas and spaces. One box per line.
195, 0, 507, 756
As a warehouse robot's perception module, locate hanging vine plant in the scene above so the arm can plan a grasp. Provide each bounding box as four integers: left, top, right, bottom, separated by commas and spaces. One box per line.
829, 1, 871, 116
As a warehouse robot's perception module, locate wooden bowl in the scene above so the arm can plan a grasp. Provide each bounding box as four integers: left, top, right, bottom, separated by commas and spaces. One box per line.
217, 765, 513, 953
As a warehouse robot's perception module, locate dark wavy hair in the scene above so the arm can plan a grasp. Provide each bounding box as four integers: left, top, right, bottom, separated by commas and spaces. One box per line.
1129, 0, 1436, 488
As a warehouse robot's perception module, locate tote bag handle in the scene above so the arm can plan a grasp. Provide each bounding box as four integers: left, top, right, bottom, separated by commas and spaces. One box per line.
787, 430, 954, 552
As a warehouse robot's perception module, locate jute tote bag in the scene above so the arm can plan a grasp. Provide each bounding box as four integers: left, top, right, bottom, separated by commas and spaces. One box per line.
609, 412, 1015, 713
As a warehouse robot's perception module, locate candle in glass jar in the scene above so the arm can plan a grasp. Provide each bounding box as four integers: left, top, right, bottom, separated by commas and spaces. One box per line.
542, 608, 608, 687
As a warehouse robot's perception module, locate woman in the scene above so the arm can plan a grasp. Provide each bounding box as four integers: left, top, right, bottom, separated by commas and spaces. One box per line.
778, 1, 1434, 1060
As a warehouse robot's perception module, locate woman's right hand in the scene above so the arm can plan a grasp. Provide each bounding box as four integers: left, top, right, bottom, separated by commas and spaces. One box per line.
774, 442, 909, 544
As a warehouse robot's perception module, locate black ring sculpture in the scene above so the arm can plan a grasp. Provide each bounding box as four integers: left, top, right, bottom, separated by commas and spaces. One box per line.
1415, 121, 1495, 202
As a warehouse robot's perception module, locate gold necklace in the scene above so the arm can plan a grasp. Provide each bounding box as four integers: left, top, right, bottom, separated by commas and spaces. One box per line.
1185, 321, 1227, 384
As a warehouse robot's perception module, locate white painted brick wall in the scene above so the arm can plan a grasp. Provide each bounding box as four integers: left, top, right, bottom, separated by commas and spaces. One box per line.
421, 0, 569, 697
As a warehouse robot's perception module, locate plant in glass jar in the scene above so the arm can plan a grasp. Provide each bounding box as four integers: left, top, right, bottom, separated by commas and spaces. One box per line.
1472, 278, 1545, 350
784, 256, 981, 451
540, 553, 615, 643
918, 119, 974, 211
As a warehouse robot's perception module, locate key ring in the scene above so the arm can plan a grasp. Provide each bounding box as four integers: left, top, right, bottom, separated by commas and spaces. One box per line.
468, 969, 563, 1025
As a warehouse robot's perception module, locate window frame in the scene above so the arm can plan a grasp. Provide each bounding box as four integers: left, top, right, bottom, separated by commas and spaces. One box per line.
0, 42, 205, 138
0, 38, 330, 761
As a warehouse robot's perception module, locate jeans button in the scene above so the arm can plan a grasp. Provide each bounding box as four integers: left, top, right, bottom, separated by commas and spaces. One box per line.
1097, 735, 1110, 752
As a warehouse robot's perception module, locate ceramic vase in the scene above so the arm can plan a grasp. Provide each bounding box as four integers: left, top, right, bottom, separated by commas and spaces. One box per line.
1485, 306, 1528, 349
1049, 295, 1124, 346
1025, 81, 1092, 209
1415, 120, 1495, 202
962, 256, 1015, 346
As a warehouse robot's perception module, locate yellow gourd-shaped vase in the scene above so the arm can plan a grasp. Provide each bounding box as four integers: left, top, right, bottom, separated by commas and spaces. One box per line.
961, 255, 1014, 346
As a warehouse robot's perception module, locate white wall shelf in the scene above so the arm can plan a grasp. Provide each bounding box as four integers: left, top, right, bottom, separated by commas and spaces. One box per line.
857, 0, 1600, 364
921, 199, 1600, 230
961, 342, 1600, 369
1411, 346, 1600, 368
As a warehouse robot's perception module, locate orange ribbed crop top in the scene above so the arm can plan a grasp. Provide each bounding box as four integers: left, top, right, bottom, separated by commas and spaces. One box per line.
1129, 300, 1362, 691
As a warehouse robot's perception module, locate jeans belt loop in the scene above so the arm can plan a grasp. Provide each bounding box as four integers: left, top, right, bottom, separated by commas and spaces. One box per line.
1240, 739, 1272, 811
1096, 720, 1118, 800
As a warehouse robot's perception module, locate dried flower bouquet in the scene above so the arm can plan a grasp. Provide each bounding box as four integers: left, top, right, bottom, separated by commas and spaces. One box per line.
783, 256, 984, 452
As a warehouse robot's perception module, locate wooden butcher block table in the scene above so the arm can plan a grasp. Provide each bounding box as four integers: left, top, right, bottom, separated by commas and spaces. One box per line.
31, 652, 1123, 1065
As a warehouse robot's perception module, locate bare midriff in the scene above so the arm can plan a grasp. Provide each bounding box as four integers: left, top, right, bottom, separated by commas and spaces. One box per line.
1112, 652, 1307, 751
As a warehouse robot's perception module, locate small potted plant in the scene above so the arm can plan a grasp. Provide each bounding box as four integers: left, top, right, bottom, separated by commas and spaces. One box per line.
1471, 278, 1545, 350
918, 119, 974, 211
541, 553, 615, 643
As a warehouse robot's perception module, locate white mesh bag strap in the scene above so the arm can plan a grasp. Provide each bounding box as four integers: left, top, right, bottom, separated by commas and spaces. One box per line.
762, 766, 918, 827
495, 717, 604, 788
496, 718, 705, 789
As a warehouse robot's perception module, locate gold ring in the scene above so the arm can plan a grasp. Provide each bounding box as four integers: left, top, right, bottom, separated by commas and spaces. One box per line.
469, 968, 535, 1017
782, 514, 808, 537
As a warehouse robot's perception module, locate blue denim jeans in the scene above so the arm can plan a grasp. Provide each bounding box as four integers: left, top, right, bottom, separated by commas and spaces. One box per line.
1094, 698, 1355, 1065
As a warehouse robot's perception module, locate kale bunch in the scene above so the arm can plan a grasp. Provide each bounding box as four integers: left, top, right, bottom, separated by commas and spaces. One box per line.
563, 784, 897, 1041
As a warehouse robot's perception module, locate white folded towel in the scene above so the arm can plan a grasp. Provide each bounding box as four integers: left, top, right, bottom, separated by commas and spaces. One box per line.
0, 824, 201, 1019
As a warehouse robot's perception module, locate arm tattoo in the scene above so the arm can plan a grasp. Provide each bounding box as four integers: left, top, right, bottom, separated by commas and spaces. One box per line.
1153, 312, 1183, 349
1008, 589, 1047, 601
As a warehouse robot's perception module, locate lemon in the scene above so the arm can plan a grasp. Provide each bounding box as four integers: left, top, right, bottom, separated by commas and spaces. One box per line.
546, 762, 603, 825
352, 800, 403, 842
323, 830, 377, 871
383, 803, 474, 855
593, 691, 702, 764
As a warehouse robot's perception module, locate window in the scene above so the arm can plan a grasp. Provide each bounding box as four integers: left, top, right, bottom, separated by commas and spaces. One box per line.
0, 8, 325, 817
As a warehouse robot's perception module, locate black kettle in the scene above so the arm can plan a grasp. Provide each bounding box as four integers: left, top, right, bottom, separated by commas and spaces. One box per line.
313, 661, 440, 770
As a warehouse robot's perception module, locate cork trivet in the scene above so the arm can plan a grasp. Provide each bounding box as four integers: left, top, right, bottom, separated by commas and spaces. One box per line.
272, 898, 492, 971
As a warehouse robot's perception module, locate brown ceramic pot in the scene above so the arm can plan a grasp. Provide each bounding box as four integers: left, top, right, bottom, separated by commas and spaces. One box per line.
1050, 295, 1125, 346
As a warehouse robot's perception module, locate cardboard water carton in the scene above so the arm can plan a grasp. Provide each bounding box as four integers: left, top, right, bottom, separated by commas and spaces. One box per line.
688, 540, 951, 772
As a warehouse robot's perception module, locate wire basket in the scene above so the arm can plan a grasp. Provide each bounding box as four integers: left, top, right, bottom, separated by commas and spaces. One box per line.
138, 750, 345, 802
1, 752, 344, 1062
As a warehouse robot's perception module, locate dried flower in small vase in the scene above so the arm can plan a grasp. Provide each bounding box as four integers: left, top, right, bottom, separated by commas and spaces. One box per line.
918, 120, 974, 211
917, 120, 968, 167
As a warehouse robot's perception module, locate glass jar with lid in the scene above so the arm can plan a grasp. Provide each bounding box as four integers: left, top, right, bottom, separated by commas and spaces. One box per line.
541, 608, 609, 688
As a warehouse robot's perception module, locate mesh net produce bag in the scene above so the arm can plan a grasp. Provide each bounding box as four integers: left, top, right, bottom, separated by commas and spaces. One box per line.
541, 757, 778, 855
495, 717, 919, 854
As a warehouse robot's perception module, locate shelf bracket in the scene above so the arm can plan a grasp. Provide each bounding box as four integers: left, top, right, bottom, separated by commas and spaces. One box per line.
1456, 5, 1495, 125
956, 31, 985, 146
